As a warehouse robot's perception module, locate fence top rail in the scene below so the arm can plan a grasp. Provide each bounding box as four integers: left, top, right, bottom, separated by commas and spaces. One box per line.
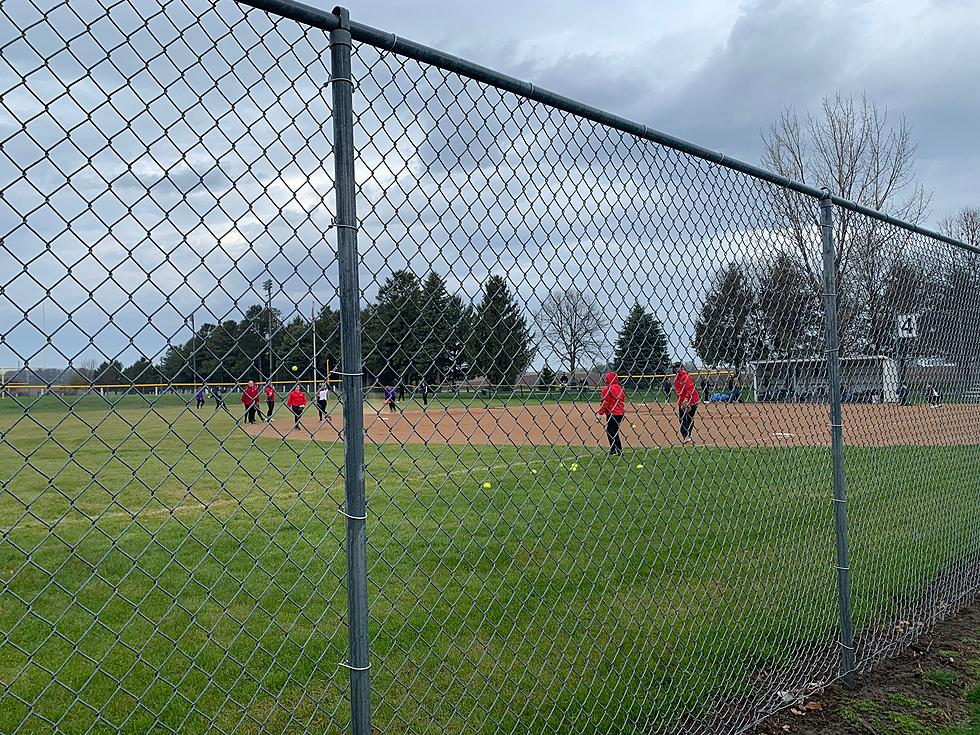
235, 0, 977, 256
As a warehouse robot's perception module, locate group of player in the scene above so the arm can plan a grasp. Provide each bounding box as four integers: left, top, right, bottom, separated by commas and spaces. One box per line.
193, 381, 334, 431
597, 361, 701, 455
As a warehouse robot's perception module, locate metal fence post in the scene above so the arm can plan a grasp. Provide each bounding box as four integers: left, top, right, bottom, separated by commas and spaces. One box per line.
819, 191, 856, 686
330, 6, 373, 733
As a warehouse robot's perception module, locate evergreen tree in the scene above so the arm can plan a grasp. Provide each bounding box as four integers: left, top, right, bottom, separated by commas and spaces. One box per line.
755, 252, 820, 359
694, 262, 754, 369
94, 359, 125, 385
537, 364, 556, 387
416, 272, 464, 383
159, 344, 191, 382
314, 304, 342, 380
363, 270, 423, 385
456, 303, 478, 381
279, 315, 312, 380
235, 304, 283, 380
471, 275, 534, 386
612, 304, 670, 388
123, 356, 156, 383
200, 320, 240, 383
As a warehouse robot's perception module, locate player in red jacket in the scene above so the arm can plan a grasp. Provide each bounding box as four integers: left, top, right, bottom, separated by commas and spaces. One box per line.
673, 361, 700, 444
286, 384, 307, 431
265, 384, 276, 421
597, 371, 626, 455
241, 379, 264, 424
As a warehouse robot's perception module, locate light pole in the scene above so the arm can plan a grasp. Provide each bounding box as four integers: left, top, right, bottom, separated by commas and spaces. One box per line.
189, 312, 197, 390
263, 279, 273, 382
312, 300, 318, 389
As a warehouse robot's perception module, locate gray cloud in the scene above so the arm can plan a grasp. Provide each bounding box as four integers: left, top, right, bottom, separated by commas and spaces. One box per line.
1, 0, 977, 370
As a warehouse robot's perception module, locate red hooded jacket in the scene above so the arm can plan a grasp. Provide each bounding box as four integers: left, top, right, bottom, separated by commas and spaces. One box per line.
286, 388, 307, 408
598, 372, 626, 416
242, 384, 260, 407
674, 369, 700, 406
265, 385, 276, 401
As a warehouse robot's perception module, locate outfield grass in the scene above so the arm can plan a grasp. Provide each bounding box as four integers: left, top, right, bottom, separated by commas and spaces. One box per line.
1, 396, 977, 734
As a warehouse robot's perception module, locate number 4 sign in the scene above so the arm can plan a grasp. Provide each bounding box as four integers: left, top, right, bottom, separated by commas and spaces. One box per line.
897, 314, 918, 339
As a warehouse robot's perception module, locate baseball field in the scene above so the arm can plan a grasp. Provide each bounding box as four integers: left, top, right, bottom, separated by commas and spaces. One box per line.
2, 394, 978, 733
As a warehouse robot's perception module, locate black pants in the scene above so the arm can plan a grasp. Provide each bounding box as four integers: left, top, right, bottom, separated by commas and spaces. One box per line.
196, 398, 204, 409
680, 403, 698, 439
606, 414, 623, 455
388, 400, 398, 413
317, 399, 327, 419
292, 406, 304, 428
246, 405, 261, 424
266, 400, 274, 418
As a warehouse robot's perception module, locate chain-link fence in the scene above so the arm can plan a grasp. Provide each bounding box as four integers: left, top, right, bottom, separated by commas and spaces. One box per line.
1, 2, 978, 734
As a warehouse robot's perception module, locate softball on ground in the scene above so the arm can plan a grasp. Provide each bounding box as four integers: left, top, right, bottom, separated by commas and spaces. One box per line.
570, 463, 579, 472
636, 463, 644, 469
482, 482, 492, 489
531, 469, 538, 475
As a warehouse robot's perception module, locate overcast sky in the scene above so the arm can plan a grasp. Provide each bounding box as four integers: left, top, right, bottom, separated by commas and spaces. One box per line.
351, 0, 980, 219
1, 0, 977, 372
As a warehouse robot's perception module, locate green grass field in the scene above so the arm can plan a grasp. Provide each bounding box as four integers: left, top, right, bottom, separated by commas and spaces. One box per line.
1, 396, 977, 734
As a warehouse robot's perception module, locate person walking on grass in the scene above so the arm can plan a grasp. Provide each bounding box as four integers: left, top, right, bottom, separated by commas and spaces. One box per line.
418, 378, 430, 408
673, 361, 700, 444
195, 386, 205, 409
265, 383, 276, 420
316, 383, 329, 420
597, 371, 626, 456
241, 379, 264, 424
286, 383, 307, 430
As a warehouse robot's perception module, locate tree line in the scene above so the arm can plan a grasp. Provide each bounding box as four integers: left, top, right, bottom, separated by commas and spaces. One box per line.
694, 209, 980, 372
92, 271, 674, 389
694, 93, 980, 375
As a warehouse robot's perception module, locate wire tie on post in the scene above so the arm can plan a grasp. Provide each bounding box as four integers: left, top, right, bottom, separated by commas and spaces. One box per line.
338, 507, 367, 521
339, 661, 371, 671
837, 641, 855, 651
831, 497, 846, 504
333, 370, 363, 376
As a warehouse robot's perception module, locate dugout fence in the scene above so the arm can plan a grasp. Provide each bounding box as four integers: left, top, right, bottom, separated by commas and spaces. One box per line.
1, 2, 979, 735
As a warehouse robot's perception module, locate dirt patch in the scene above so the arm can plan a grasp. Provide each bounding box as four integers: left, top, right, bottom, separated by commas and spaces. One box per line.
249, 402, 980, 449
751, 601, 980, 735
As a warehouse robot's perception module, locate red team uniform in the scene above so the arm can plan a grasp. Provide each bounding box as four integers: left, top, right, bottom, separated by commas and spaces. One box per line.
598, 371, 626, 455
673, 365, 700, 443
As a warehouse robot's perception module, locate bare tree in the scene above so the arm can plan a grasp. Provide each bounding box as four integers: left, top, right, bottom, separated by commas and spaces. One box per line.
934, 208, 980, 393
68, 358, 100, 387
939, 207, 980, 249
762, 93, 930, 353
534, 287, 608, 376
